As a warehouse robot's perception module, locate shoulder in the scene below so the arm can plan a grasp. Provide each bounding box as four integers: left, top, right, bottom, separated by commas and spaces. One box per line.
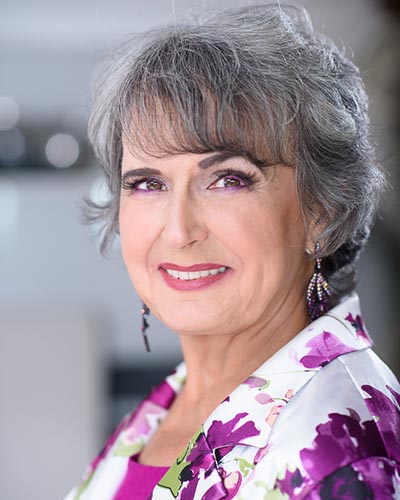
240, 348, 400, 499
61, 363, 186, 500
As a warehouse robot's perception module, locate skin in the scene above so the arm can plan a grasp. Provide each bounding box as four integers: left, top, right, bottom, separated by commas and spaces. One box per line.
119, 138, 316, 465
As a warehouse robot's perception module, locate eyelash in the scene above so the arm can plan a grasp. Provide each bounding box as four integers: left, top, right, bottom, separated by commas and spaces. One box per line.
121, 168, 258, 193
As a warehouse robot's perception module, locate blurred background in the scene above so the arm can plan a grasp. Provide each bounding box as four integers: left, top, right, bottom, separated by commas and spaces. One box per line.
0, 0, 399, 498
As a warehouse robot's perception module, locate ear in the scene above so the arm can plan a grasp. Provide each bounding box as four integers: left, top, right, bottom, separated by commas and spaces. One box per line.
304, 213, 327, 255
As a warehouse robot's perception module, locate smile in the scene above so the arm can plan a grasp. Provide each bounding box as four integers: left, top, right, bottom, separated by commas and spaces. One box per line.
159, 266, 231, 291
164, 266, 228, 280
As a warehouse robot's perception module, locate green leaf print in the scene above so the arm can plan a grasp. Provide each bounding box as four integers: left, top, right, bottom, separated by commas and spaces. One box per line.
112, 439, 144, 457
260, 379, 271, 391
236, 457, 255, 477
158, 428, 202, 497
254, 481, 289, 500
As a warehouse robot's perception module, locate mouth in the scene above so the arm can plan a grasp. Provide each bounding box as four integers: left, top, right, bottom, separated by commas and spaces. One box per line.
158, 263, 232, 290
162, 266, 229, 281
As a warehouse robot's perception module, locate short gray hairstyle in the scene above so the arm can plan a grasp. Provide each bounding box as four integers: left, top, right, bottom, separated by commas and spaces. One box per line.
85, 3, 388, 307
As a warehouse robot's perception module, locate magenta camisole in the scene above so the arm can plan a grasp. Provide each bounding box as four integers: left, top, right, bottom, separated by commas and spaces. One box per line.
114, 455, 169, 500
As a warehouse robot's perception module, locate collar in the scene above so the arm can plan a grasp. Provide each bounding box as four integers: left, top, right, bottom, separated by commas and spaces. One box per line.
201, 291, 372, 451
161, 292, 371, 446
115, 292, 372, 499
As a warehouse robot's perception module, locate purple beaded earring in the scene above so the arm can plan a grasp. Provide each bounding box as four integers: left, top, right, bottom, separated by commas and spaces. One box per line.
140, 302, 151, 353
306, 241, 331, 322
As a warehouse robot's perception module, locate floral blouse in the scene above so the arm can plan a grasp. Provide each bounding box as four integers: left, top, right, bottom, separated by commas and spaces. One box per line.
63, 292, 400, 499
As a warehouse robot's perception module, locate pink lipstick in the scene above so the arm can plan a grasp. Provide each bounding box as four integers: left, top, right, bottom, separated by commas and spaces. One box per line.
159, 262, 226, 272
158, 263, 232, 291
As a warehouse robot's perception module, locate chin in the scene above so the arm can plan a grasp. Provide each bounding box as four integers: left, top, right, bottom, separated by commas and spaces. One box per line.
160, 309, 221, 335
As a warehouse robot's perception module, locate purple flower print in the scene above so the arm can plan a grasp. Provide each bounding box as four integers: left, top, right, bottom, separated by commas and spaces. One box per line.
180, 475, 201, 500
148, 379, 176, 408
276, 467, 305, 497
255, 393, 275, 404
317, 463, 374, 499
300, 331, 355, 368
244, 376, 268, 389
122, 402, 165, 445
362, 384, 400, 462
182, 433, 216, 481
77, 377, 177, 487
179, 413, 260, 499
345, 313, 370, 343
353, 457, 399, 500
276, 385, 400, 498
387, 384, 400, 406
306, 458, 398, 500
254, 443, 272, 465
206, 412, 260, 450
299, 410, 385, 482
201, 471, 242, 500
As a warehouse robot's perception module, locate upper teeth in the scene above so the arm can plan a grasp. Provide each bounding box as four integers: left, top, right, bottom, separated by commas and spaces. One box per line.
165, 266, 227, 280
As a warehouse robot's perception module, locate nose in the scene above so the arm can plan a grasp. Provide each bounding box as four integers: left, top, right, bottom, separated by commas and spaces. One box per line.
161, 190, 208, 248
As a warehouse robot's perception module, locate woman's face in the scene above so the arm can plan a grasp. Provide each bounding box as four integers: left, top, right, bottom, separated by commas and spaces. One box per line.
119, 139, 314, 337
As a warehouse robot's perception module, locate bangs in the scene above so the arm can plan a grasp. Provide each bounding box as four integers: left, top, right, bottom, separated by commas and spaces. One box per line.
117, 31, 295, 166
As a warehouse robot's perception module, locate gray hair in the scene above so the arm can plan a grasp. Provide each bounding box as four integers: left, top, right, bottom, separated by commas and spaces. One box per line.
85, 3, 388, 307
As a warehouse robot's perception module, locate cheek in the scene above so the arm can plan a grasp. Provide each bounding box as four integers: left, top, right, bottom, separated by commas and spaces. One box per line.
119, 204, 155, 273
228, 201, 296, 256
223, 194, 305, 278
259, 179, 306, 252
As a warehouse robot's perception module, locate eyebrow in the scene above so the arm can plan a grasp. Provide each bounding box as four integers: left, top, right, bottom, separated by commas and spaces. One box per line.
121, 151, 264, 181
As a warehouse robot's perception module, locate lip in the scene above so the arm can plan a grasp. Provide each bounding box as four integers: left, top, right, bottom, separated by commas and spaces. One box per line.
159, 266, 232, 291
158, 262, 229, 272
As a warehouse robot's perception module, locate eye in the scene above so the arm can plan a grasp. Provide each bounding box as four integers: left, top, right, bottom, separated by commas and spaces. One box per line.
137, 178, 166, 191
213, 176, 243, 188
209, 169, 257, 190
122, 177, 167, 192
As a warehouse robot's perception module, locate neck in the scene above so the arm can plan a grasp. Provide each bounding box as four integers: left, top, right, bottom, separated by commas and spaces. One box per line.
177, 289, 309, 411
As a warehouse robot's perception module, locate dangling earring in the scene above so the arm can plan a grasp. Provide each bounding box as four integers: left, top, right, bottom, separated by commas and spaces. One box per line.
306, 241, 331, 322
140, 302, 151, 352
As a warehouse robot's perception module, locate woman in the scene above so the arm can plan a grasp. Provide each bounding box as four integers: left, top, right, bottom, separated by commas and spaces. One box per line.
65, 3, 400, 499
